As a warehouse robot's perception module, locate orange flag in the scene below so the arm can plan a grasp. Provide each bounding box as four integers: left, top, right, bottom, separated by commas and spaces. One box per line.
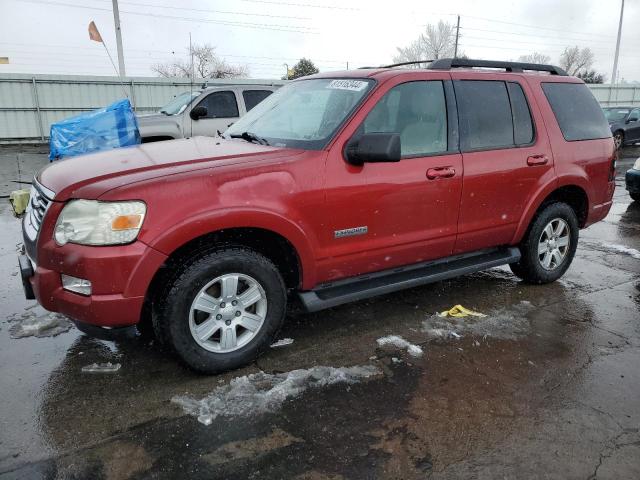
88, 21, 103, 43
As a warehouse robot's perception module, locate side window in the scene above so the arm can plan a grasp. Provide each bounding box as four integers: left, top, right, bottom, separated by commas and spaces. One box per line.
629, 109, 640, 121
541, 83, 610, 141
361, 81, 447, 157
508, 82, 534, 145
456, 80, 513, 151
243, 90, 273, 112
200, 91, 239, 118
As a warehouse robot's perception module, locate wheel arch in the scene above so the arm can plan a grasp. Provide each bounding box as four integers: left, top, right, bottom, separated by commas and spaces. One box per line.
512, 183, 589, 244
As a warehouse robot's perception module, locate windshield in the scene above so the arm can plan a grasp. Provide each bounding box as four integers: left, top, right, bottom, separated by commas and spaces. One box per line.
603, 108, 630, 122
225, 78, 375, 149
159, 91, 200, 115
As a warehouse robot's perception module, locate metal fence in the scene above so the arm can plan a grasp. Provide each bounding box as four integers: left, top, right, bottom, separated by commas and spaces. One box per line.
0, 73, 285, 142
0, 73, 638, 142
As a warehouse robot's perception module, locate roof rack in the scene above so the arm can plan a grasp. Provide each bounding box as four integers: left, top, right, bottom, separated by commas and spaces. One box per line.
428, 58, 567, 76
380, 60, 434, 68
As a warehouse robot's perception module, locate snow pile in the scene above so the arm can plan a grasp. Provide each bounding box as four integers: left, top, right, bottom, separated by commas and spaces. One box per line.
423, 301, 534, 340
172, 365, 381, 425
598, 243, 640, 260
271, 338, 294, 348
9, 312, 72, 338
376, 335, 424, 357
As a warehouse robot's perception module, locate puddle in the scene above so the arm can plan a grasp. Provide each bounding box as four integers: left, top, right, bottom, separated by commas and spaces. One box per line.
8, 311, 73, 338
376, 335, 424, 357
422, 301, 535, 340
582, 241, 640, 259
172, 365, 381, 425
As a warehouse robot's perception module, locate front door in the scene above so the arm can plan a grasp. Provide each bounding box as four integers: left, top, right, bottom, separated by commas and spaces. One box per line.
318, 76, 463, 283
187, 90, 240, 137
626, 108, 640, 142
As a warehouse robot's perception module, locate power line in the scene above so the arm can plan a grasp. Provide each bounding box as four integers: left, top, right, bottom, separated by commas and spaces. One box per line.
460, 14, 616, 38
18, 0, 318, 34
240, 0, 360, 10
460, 26, 615, 45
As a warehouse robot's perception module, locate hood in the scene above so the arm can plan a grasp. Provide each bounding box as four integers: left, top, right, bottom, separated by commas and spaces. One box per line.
136, 112, 172, 123
38, 137, 299, 201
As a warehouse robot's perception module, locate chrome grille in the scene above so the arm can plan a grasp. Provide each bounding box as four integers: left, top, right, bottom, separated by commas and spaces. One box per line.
23, 180, 55, 262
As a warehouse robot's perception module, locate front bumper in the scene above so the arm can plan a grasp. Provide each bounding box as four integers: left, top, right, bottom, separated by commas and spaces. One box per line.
626, 168, 640, 195
19, 240, 167, 328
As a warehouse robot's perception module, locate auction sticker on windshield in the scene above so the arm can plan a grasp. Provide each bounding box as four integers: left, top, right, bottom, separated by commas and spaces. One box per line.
327, 79, 368, 91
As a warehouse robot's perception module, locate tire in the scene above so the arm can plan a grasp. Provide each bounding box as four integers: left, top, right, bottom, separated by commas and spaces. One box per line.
509, 202, 579, 284
631, 192, 640, 202
152, 247, 286, 374
613, 131, 624, 150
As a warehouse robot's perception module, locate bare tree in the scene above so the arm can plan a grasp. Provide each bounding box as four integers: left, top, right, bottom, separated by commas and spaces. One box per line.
393, 21, 460, 66
517, 52, 551, 64
152, 44, 248, 79
558, 46, 594, 76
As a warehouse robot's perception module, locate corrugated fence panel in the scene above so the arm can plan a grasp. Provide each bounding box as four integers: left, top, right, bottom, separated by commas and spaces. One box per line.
0, 73, 636, 142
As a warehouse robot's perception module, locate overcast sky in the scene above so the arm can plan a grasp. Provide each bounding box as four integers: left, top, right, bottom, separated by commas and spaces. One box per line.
1, 0, 638, 82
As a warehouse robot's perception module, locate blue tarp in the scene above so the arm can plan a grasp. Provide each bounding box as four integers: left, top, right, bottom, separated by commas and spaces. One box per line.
49, 99, 140, 161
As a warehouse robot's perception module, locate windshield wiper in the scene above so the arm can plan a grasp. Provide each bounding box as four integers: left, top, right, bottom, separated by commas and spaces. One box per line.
229, 131, 269, 146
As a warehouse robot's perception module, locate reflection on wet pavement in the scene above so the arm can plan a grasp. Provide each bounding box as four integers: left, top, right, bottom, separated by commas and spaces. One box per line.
0, 162, 639, 479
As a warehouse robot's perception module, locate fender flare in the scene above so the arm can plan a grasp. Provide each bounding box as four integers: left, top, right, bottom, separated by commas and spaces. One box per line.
511, 174, 591, 244
145, 208, 318, 288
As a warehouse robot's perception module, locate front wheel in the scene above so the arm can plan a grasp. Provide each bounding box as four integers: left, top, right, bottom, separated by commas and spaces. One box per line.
509, 202, 579, 284
153, 247, 286, 374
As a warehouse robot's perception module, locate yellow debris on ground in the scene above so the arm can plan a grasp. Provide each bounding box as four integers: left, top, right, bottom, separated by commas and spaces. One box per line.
9, 189, 30, 216
439, 304, 487, 318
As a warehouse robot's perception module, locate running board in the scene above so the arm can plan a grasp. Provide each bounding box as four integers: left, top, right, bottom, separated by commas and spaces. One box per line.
299, 247, 521, 312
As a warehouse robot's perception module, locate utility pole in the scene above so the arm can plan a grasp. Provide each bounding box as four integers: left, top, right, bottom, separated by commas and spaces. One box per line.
611, 0, 624, 85
283, 63, 289, 79
454, 15, 460, 58
111, 0, 126, 77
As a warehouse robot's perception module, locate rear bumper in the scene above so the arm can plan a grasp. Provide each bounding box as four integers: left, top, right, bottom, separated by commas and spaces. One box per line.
626, 168, 640, 194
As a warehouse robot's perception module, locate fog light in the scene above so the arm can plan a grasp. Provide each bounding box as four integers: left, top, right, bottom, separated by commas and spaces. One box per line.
61, 274, 92, 295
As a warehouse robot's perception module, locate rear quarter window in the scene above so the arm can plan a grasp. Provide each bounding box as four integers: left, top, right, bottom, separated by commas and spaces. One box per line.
541, 83, 610, 141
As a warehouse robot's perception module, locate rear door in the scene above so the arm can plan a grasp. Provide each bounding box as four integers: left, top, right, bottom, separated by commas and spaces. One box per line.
319, 74, 463, 282
187, 90, 240, 137
451, 74, 555, 254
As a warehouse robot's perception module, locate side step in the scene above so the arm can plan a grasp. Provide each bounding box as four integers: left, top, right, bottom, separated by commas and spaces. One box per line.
298, 247, 521, 312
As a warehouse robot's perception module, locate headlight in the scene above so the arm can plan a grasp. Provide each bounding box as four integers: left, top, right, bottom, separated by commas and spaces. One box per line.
54, 200, 146, 246
634, 158, 640, 170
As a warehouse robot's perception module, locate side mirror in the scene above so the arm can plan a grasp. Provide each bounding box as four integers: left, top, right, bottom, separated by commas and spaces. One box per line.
190, 105, 208, 120
627, 116, 639, 123
345, 133, 401, 166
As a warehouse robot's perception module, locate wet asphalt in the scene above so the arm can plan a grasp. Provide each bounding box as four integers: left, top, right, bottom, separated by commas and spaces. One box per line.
0, 145, 639, 480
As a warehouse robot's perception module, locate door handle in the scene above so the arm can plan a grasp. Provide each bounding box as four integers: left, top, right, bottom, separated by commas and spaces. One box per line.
527, 154, 549, 166
426, 167, 456, 180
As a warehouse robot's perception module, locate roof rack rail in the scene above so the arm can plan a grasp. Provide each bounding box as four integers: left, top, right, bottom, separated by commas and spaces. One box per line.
428, 58, 568, 76
380, 60, 434, 68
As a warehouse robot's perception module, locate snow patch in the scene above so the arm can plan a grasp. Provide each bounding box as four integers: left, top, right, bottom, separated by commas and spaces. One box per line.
81, 362, 121, 373
270, 338, 294, 348
376, 335, 424, 357
597, 242, 640, 260
172, 365, 381, 425
423, 301, 534, 340
9, 312, 72, 338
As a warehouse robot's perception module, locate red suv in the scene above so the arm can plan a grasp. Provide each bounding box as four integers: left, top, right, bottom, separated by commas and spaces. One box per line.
19, 58, 615, 373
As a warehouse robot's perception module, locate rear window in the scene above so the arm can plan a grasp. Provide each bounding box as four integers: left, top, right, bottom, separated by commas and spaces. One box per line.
542, 83, 610, 141
456, 80, 514, 151
243, 89, 273, 112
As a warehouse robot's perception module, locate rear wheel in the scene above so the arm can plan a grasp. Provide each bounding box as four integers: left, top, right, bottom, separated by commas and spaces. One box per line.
509, 202, 579, 284
152, 247, 286, 373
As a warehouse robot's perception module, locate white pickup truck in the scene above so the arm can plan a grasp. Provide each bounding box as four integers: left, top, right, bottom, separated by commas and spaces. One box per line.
137, 85, 278, 142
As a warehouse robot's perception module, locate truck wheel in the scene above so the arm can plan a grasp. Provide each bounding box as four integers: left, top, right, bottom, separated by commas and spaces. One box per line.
153, 247, 286, 374
509, 202, 579, 284
613, 131, 624, 150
